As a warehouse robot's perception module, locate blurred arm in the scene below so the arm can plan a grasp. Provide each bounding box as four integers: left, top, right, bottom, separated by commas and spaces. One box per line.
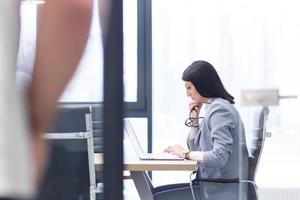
28, 0, 92, 184
29, 0, 92, 134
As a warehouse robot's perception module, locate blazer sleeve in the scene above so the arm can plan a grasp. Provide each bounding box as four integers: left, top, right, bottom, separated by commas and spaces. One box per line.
186, 127, 199, 151
202, 104, 235, 168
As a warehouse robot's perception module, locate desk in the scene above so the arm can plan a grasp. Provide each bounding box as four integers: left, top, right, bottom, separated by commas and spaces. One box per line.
94, 153, 197, 200
94, 153, 197, 171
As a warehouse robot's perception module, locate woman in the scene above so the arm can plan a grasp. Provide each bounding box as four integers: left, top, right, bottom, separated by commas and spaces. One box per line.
162, 60, 249, 200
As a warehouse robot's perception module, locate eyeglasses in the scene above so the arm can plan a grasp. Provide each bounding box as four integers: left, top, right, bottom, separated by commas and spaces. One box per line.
185, 108, 204, 128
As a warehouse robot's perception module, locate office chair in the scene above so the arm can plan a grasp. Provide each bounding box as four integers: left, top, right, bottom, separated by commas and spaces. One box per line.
39, 106, 103, 200
245, 106, 271, 200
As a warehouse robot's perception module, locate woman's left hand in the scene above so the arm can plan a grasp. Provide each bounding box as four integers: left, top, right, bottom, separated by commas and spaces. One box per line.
164, 144, 188, 158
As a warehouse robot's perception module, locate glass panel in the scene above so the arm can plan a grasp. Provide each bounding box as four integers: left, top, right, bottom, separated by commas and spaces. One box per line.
18, 2, 105, 200
18, 1, 138, 199
59, 0, 103, 102
59, 0, 137, 102
123, 0, 138, 102
18, 0, 138, 103
152, 0, 300, 193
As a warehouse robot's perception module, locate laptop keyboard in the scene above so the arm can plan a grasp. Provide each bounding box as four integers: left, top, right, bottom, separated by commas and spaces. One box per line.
139, 152, 184, 160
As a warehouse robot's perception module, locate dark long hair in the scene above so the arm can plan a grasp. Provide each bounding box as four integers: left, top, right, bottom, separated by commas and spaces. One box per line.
182, 60, 235, 104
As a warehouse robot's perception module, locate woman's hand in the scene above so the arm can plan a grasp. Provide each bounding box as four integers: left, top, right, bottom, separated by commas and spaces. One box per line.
189, 102, 202, 118
164, 144, 189, 158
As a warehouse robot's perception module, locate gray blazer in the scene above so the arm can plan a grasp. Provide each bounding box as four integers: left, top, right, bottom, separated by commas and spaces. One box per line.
187, 98, 249, 200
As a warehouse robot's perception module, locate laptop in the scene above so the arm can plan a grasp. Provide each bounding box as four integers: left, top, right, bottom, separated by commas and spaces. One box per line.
124, 119, 184, 160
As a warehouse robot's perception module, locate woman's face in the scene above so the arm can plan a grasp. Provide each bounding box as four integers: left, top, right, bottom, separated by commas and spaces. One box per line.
184, 81, 206, 104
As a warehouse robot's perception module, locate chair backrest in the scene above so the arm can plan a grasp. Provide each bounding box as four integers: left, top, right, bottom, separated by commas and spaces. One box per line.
247, 106, 270, 200
91, 105, 104, 195
92, 105, 104, 154
39, 106, 93, 200
49, 106, 92, 133
248, 106, 269, 181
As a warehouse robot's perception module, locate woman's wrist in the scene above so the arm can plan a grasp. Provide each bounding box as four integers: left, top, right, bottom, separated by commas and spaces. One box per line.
184, 150, 191, 159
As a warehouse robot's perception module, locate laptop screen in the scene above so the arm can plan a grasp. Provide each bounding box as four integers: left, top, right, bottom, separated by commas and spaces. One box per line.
124, 119, 144, 157
124, 119, 185, 160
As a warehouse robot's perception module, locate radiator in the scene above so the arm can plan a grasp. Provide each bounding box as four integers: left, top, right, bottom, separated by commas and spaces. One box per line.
258, 188, 300, 200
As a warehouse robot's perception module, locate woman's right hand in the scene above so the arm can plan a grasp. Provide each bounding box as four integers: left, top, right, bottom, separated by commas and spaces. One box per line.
189, 102, 202, 117
189, 102, 201, 112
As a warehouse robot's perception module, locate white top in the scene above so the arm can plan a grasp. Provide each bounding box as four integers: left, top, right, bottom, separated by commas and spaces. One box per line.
0, 0, 35, 198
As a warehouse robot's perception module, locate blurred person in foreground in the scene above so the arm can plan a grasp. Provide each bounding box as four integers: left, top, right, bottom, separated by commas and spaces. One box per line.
0, 0, 92, 199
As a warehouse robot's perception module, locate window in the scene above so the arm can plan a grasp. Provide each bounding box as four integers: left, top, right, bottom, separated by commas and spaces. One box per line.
60, 0, 138, 103
18, 0, 139, 104
152, 0, 300, 188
